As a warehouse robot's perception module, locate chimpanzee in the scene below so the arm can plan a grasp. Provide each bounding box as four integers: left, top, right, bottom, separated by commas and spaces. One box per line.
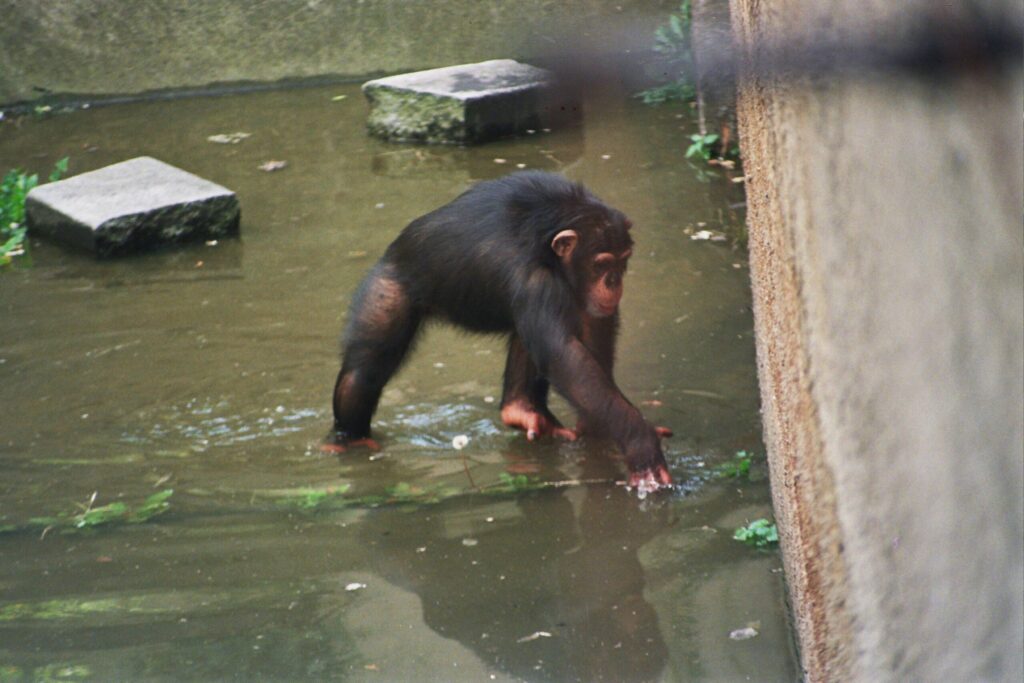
331, 171, 673, 491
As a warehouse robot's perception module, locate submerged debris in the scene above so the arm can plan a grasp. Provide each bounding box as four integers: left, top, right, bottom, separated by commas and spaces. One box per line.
690, 229, 728, 242
207, 132, 251, 144
729, 626, 759, 641
257, 160, 288, 172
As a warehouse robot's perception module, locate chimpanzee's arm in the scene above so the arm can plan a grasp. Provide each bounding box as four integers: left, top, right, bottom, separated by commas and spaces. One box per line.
514, 270, 670, 485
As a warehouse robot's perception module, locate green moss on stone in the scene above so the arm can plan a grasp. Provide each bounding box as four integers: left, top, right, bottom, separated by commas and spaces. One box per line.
364, 86, 469, 144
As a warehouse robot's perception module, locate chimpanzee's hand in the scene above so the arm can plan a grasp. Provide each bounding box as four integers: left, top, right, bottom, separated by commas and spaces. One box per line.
627, 463, 673, 495
625, 430, 673, 495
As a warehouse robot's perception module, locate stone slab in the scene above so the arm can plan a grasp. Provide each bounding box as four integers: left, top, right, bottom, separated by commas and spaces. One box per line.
26, 157, 239, 257
362, 59, 580, 144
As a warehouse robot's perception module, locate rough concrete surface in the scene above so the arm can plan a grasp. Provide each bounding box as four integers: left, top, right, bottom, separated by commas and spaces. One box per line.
26, 157, 239, 257
0, 0, 676, 106
731, 0, 1024, 680
363, 60, 578, 144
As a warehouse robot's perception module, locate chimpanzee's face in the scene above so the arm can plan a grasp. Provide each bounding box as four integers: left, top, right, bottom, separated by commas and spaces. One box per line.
584, 247, 631, 318
550, 208, 634, 318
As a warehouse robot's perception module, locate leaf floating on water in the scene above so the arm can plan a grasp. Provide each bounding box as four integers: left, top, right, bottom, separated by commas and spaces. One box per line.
258, 160, 288, 172
331, 94, 348, 102
207, 132, 251, 144
517, 631, 553, 643
345, 582, 366, 592
462, 537, 478, 547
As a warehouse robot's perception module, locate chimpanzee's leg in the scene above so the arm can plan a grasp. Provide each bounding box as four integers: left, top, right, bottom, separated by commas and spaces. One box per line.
500, 334, 576, 441
332, 262, 421, 441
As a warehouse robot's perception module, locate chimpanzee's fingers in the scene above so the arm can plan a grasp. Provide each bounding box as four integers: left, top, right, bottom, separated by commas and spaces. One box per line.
627, 467, 674, 493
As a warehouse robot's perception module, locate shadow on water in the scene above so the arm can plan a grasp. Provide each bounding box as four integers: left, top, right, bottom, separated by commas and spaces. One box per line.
0, 82, 797, 680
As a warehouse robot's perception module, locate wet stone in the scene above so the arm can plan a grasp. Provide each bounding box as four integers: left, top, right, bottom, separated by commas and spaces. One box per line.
26, 156, 240, 257
362, 59, 579, 144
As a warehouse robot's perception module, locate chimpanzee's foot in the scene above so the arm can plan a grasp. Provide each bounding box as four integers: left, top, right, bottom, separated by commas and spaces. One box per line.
501, 401, 577, 441
320, 429, 381, 454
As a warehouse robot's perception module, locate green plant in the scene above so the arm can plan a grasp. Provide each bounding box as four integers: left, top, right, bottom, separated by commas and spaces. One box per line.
16, 489, 173, 534
0, 157, 67, 264
636, 81, 696, 106
717, 451, 753, 479
271, 485, 352, 510
495, 472, 534, 493
635, 2, 695, 105
733, 518, 779, 548
0, 662, 91, 682
686, 133, 720, 161
129, 489, 174, 522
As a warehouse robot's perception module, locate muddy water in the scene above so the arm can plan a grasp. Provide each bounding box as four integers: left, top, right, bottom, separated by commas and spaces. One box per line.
0, 84, 796, 681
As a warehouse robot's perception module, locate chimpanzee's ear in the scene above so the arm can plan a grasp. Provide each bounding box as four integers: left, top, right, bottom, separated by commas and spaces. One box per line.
551, 229, 578, 263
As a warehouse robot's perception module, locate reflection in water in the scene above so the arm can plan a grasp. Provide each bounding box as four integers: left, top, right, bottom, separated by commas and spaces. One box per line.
362, 456, 669, 681
370, 124, 582, 182
0, 82, 796, 680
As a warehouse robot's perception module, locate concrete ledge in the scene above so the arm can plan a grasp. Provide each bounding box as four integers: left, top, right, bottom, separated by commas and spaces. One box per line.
733, 1, 1023, 680
26, 157, 239, 257
362, 60, 580, 144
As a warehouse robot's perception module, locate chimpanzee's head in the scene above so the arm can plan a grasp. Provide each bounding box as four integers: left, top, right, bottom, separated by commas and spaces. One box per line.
551, 207, 634, 318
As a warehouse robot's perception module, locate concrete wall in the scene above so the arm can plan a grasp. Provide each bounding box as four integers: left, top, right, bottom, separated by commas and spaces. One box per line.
0, 0, 675, 105
731, 0, 1024, 680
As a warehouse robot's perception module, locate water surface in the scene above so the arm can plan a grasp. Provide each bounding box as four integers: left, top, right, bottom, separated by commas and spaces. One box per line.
0, 83, 796, 681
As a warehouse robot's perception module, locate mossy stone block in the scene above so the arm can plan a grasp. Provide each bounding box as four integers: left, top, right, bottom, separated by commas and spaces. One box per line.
363, 59, 579, 144
26, 157, 239, 257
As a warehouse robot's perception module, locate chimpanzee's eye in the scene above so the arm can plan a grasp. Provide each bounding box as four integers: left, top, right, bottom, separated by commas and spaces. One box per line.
594, 253, 616, 272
